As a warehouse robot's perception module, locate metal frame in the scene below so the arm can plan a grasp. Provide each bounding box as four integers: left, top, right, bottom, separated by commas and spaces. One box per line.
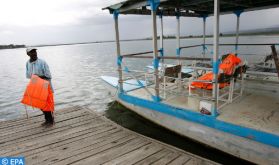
104, 0, 279, 18
151, 0, 161, 102
113, 11, 124, 93
202, 16, 207, 58
234, 10, 243, 54
159, 10, 164, 65
212, 0, 220, 117
107, 0, 279, 118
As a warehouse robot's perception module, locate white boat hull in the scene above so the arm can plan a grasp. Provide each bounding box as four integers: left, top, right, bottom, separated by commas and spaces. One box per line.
116, 96, 279, 165
101, 75, 279, 164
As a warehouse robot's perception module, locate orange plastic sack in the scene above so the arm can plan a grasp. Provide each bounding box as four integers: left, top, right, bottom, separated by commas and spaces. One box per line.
21, 75, 54, 111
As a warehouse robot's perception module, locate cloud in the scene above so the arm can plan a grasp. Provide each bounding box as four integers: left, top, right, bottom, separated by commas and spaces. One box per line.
0, 0, 279, 45
0, 30, 14, 35
0, 0, 121, 27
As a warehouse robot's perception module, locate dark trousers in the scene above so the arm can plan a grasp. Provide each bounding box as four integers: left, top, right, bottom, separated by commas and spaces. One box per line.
43, 111, 54, 123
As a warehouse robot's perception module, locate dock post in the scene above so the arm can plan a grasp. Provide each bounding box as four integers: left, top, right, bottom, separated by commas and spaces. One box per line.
113, 10, 123, 93
234, 10, 243, 54
150, 0, 161, 102
212, 0, 220, 117
176, 8, 181, 64
202, 15, 207, 58
271, 45, 279, 79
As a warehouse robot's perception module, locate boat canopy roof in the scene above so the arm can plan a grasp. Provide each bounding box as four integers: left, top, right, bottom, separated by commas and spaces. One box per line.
103, 0, 279, 17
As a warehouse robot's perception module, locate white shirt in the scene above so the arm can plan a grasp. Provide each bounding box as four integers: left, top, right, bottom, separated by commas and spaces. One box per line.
26, 58, 54, 92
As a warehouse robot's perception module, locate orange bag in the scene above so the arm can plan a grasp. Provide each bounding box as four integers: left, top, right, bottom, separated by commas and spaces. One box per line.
21, 75, 54, 111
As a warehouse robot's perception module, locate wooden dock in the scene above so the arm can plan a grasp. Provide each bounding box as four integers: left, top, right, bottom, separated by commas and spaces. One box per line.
0, 106, 217, 165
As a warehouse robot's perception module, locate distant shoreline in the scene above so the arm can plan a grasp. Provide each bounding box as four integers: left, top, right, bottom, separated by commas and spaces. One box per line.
1, 32, 279, 50
0, 44, 26, 50
34, 32, 279, 48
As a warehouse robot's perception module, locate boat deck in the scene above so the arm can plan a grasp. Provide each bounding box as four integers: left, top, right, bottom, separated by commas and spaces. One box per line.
128, 82, 279, 136
218, 92, 279, 135
0, 106, 217, 165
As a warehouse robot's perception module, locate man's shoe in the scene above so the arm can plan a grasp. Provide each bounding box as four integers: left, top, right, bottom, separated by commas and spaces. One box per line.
45, 121, 55, 127
41, 121, 48, 126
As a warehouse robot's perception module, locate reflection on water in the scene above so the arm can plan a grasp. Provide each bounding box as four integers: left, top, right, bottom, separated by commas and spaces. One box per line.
105, 101, 254, 165
0, 35, 279, 121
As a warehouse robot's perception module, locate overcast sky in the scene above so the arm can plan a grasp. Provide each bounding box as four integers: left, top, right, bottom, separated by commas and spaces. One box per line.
0, 0, 279, 45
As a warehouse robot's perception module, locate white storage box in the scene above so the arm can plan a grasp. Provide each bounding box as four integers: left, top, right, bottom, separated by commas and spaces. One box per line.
200, 101, 213, 114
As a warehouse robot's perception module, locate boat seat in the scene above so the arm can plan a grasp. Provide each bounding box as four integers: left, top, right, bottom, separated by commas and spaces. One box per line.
159, 65, 183, 99
191, 53, 243, 90
163, 65, 181, 81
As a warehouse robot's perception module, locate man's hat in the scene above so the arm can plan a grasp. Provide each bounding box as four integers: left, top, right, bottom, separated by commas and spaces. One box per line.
26, 47, 37, 53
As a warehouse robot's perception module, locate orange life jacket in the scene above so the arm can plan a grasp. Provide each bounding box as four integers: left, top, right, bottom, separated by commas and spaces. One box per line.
191, 72, 229, 90
21, 75, 54, 111
219, 54, 241, 75
191, 54, 241, 90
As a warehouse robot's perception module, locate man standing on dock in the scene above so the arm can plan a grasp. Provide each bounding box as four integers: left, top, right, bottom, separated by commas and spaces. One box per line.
25, 48, 55, 126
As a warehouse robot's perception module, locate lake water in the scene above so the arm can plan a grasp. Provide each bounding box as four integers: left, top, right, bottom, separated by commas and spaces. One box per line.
0, 35, 278, 163
1, 35, 279, 121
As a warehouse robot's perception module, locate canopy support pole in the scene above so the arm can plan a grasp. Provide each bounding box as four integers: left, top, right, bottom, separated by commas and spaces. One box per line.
113, 11, 123, 93
234, 10, 243, 54
212, 0, 220, 117
150, 0, 160, 102
159, 11, 164, 64
176, 9, 182, 89
176, 9, 181, 64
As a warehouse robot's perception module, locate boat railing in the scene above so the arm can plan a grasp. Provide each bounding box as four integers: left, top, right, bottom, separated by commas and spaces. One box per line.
118, 43, 278, 110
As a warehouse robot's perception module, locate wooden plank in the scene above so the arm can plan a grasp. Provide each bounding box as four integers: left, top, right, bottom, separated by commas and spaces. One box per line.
103, 143, 163, 165
0, 108, 85, 132
0, 110, 97, 138
2, 123, 116, 156
0, 109, 92, 136
167, 155, 191, 165
0, 112, 100, 144
0, 106, 79, 125
27, 130, 131, 165
70, 138, 150, 165
152, 152, 180, 165
0, 106, 88, 130
134, 149, 172, 165
0, 106, 217, 165
0, 115, 103, 147
0, 106, 81, 128
185, 158, 214, 165
51, 135, 139, 165
0, 117, 106, 151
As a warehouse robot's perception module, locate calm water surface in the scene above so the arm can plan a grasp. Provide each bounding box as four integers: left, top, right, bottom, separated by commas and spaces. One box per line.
1, 35, 278, 120
0, 35, 278, 163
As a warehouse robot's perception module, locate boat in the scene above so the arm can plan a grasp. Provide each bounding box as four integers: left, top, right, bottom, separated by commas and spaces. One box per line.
101, 1, 279, 164
253, 54, 277, 72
